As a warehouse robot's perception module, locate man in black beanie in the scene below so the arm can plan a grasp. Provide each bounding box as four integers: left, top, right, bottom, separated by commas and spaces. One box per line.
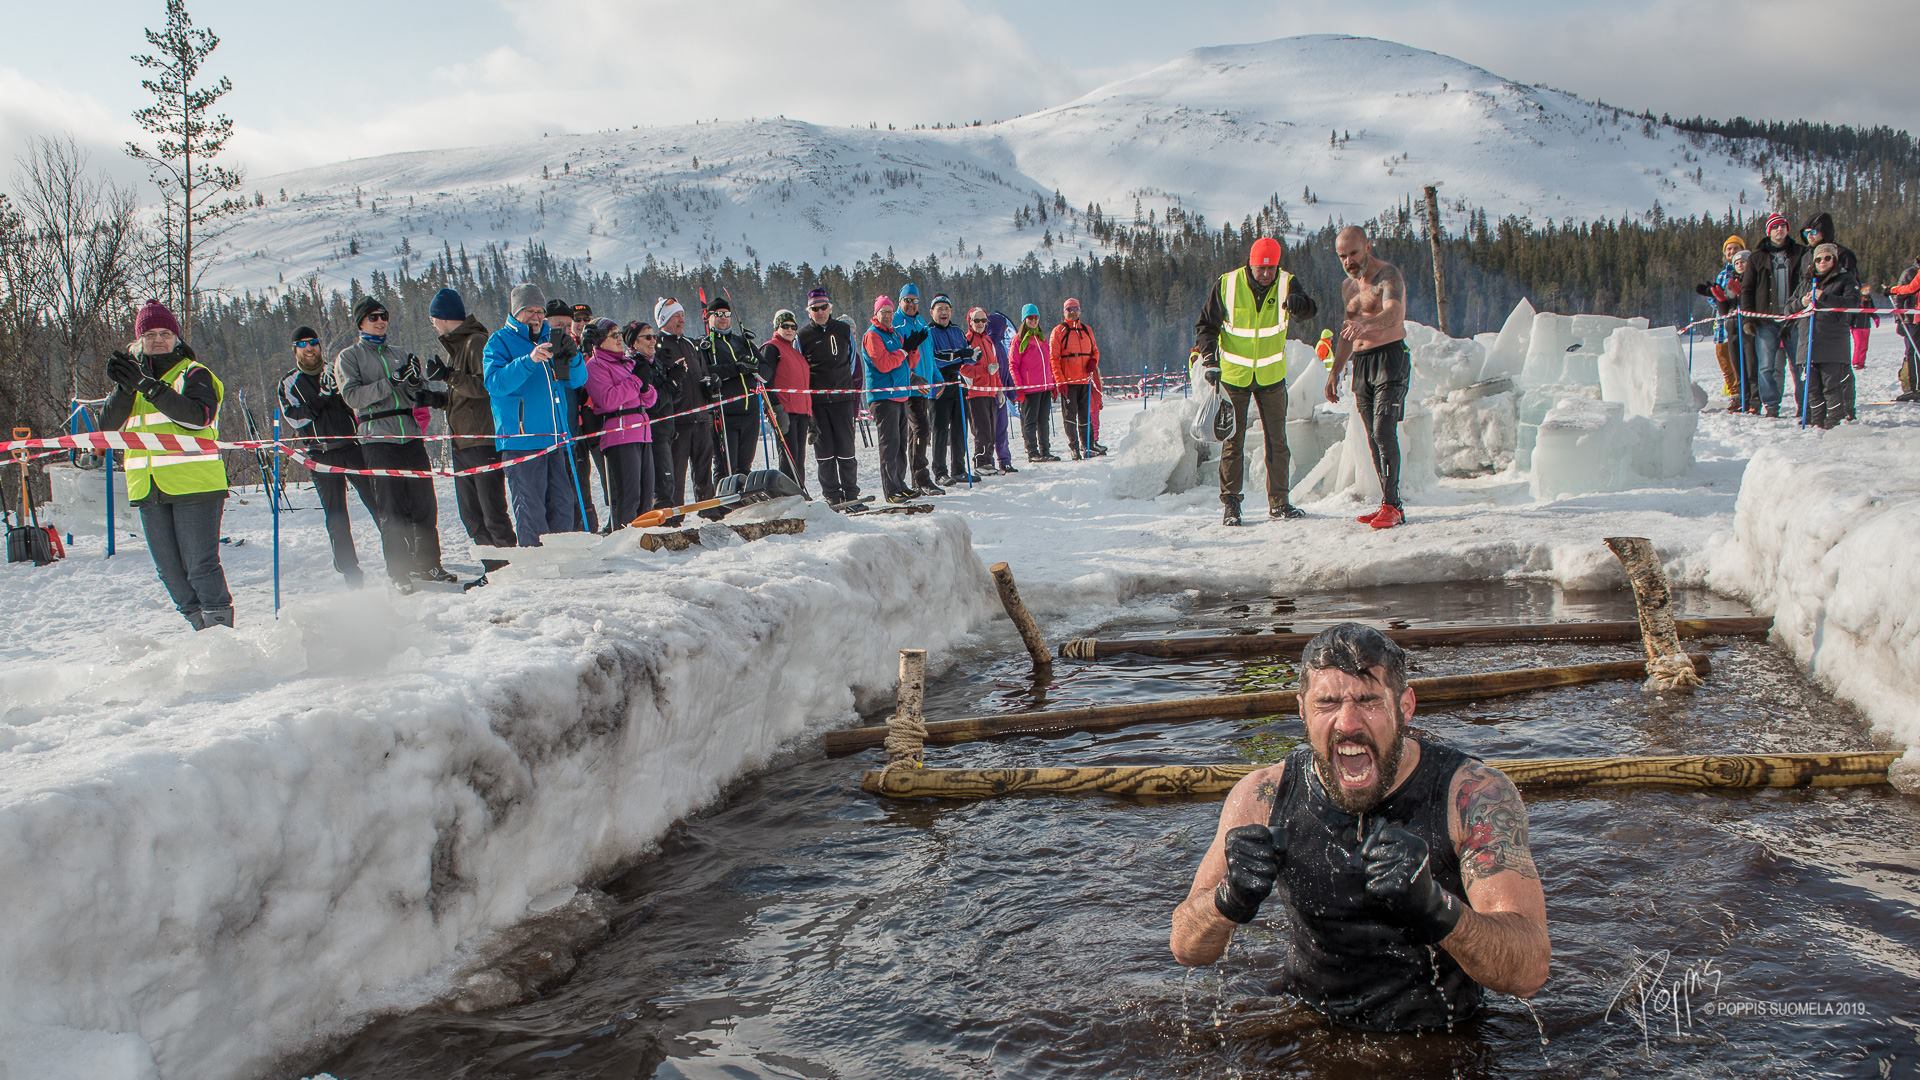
279, 324, 378, 586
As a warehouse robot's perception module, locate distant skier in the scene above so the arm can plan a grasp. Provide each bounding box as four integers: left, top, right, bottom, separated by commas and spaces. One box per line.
1325, 227, 1410, 530
1192, 236, 1316, 526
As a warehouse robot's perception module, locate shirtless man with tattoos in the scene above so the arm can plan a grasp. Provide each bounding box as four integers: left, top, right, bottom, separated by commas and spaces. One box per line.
1170, 623, 1550, 1032
1325, 227, 1412, 529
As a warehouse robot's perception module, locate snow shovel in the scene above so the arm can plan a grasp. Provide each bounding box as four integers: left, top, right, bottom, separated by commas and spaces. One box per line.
630, 468, 804, 528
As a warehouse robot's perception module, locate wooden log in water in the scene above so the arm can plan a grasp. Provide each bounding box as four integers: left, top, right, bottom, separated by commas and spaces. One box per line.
860, 752, 1902, 799
990, 562, 1053, 674
1055, 616, 1772, 661
820, 653, 1711, 756
1605, 536, 1703, 691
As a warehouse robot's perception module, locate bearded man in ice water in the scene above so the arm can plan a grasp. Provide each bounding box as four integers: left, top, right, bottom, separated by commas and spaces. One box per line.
1170, 624, 1550, 1031
1325, 227, 1412, 529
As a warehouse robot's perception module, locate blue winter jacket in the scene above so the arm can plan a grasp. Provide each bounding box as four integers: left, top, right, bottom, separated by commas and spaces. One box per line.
893, 305, 939, 398
926, 319, 970, 385
862, 318, 916, 403
483, 315, 588, 453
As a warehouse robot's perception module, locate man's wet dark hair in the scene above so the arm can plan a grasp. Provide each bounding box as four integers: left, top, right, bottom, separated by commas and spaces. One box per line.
1300, 622, 1408, 695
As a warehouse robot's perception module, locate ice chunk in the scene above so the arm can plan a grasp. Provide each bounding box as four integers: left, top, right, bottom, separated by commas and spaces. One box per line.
1519, 311, 1642, 390
1476, 298, 1536, 382
1530, 397, 1627, 500
1431, 385, 1518, 476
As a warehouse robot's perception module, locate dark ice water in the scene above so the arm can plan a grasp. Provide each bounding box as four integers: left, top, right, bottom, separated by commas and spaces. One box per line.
305, 583, 1920, 1080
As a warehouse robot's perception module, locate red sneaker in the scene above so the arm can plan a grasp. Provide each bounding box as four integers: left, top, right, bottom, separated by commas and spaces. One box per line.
1369, 505, 1405, 530
1356, 505, 1386, 524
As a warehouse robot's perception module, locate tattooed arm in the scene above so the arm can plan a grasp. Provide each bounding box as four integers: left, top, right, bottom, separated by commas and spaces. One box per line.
1170, 765, 1284, 965
1440, 762, 1551, 996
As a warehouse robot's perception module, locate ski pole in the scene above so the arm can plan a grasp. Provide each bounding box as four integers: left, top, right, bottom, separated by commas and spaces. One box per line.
1800, 285, 1817, 428
272, 408, 282, 616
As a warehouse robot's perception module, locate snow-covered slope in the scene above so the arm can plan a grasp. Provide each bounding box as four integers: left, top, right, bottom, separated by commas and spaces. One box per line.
210, 35, 1776, 297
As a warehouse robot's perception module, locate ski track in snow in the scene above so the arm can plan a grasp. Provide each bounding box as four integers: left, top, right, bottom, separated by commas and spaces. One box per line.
3, 332, 1919, 1078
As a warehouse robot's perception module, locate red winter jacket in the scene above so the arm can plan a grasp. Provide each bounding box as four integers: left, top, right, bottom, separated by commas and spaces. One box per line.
961, 325, 1003, 398
760, 336, 812, 415
1049, 320, 1100, 385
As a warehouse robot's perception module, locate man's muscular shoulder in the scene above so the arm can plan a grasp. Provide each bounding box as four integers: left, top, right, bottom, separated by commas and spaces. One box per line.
1224, 762, 1288, 827
1448, 760, 1540, 888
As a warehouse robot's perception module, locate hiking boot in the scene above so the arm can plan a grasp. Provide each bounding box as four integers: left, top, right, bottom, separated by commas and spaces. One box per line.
415, 566, 461, 585
934, 473, 954, 487
999, 463, 1019, 473
886, 492, 916, 505
1369, 505, 1405, 530
1763, 405, 1780, 418
1725, 398, 1741, 412
917, 480, 946, 496
1222, 501, 1243, 527
1269, 505, 1307, 521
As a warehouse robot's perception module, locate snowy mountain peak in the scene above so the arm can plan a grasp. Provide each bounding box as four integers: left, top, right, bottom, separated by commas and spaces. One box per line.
211, 34, 1773, 299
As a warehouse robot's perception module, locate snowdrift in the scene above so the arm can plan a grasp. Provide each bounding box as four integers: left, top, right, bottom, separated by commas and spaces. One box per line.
0, 506, 990, 1079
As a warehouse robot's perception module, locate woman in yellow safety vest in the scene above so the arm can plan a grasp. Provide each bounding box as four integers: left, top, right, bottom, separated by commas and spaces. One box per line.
102, 299, 234, 630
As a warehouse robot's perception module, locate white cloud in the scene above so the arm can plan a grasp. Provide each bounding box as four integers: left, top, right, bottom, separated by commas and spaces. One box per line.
0, 67, 151, 194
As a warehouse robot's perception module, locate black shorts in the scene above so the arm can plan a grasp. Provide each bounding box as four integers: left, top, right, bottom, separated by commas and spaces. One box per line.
1352, 341, 1410, 421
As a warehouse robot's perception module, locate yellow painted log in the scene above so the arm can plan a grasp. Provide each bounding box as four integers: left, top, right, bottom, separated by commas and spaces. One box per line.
861, 752, 1901, 800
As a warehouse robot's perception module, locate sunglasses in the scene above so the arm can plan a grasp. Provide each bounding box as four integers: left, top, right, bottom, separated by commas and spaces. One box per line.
777, 323, 798, 330
292, 338, 319, 348
808, 304, 831, 312
365, 313, 389, 322
636, 332, 657, 340
1814, 256, 1836, 263
968, 318, 987, 325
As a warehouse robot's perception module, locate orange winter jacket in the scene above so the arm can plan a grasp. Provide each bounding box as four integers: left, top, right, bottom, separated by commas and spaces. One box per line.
1049, 321, 1100, 386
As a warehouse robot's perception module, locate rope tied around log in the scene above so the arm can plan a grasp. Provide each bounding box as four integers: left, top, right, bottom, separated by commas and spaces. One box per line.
882, 649, 929, 772
1604, 535, 1705, 692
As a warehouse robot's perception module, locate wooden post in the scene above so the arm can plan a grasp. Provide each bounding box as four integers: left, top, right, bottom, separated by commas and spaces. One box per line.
821, 653, 1710, 755
884, 649, 928, 770
1422, 184, 1451, 336
990, 562, 1052, 674
1055, 616, 1771, 662
1604, 537, 1703, 692
860, 752, 1901, 800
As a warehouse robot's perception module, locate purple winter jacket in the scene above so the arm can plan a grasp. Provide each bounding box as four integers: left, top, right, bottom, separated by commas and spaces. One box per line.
585, 347, 658, 447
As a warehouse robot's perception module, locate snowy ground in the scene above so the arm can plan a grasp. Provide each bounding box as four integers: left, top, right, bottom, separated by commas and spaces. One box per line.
3, 334, 1918, 1079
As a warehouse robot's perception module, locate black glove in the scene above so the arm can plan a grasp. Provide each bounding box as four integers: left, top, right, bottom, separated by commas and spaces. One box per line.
901, 329, 928, 352
426, 354, 452, 382
1694, 283, 1716, 299
1283, 292, 1314, 316
1361, 820, 1464, 944
1203, 362, 1221, 387
1212, 824, 1282, 924
107, 351, 143, 391
414, 388, 448, 408
699, 374, 721, 396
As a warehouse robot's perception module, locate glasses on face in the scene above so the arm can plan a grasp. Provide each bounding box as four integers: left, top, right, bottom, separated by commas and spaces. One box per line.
1815, 256, 1836, 264
808, 304, 830, 313
293, 338, 319, 348
777, 323, 797, 331
366, 314, 389, 323
968, 318, 986, 325
636, 332, 657, 341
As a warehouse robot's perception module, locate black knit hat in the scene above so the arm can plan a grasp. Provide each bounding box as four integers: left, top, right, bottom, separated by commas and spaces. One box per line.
292, 325, 319, 345
544, 299, 572, 318
704, 294, 732, 313
351, 296, 388, 327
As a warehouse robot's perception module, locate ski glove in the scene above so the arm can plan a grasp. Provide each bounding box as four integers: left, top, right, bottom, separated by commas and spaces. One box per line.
900, 329, 929, 352
1212, 824, 1283, 924
107, 351, 143, 391
1203, 361, 1222, 387
699, 374, 721, 396
1282, 292, 1315, 316
1360, 820, 1464, 944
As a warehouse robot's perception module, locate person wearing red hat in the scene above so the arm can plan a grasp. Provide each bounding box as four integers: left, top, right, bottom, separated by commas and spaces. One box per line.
1049, 298, 1102, 459
1327, 227, 1412, 529
101, 299, 235, 629
1192, 236, 1317, 526
1741, 212, 1806, 418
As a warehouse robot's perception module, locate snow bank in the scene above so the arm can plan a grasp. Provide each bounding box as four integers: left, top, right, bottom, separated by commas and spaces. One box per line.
1708, 430, 1920, 748
0, 506, 991, 1079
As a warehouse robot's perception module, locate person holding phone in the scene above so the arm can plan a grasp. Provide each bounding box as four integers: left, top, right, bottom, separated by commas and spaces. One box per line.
484, 283, 587, 545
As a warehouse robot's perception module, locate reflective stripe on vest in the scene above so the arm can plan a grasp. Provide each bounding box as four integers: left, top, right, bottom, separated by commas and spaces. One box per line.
1217, 267, 1291, 387
123, 356, 228, 500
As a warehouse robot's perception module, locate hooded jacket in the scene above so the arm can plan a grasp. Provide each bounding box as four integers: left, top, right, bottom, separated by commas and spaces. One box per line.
1800, 268, 1863, 366
438, 315, 496, 449
1796, 212, 1858, 280
482, 314, 588, 453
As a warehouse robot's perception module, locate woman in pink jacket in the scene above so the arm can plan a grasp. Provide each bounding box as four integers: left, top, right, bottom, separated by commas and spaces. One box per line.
1009, 303, 1058, 461
582, 318, 659, 526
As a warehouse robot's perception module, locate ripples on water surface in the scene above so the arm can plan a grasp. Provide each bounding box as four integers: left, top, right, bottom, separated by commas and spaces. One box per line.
310, 582, 1920, 1079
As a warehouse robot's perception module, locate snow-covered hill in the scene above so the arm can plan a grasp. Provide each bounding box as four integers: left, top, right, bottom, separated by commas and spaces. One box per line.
210, 35, 1776, 298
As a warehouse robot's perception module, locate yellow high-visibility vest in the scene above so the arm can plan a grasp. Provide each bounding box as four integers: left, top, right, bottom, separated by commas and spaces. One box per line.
1216, 266, 1291, 387
123, 354, 227, 501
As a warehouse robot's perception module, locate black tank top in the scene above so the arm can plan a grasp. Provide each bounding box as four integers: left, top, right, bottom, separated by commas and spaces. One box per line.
1266, 737, 1483, 1031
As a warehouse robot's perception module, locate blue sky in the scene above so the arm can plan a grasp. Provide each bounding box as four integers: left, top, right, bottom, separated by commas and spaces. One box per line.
2, 0, 1898, 183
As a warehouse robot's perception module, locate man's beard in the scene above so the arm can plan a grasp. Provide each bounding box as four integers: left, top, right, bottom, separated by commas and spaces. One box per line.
1312, 718, 1408, 814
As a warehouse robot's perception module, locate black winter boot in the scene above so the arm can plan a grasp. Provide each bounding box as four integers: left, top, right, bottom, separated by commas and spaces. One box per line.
1222, 499, 1243, 527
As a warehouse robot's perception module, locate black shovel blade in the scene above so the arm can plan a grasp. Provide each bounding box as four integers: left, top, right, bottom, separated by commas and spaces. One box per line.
716, 469, 805, 503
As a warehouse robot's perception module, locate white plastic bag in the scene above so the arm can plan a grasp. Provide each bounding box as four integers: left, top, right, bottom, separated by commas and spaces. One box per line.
1190, 383, 1235, 444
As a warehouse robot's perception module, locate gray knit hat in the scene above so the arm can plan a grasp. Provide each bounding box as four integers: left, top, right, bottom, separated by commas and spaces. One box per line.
508, 282, 545, 317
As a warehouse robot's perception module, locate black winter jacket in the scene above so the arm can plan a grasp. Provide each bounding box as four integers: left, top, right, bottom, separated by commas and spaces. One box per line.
798, 318, 859, 394
1801, 269, 1863, 367
1742, 234, 1805, 316
702, 330, 762, 416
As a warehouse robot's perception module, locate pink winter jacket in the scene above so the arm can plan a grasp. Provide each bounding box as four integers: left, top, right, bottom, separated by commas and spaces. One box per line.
584, 347, 658, 447
1008, 330, 1052, 399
